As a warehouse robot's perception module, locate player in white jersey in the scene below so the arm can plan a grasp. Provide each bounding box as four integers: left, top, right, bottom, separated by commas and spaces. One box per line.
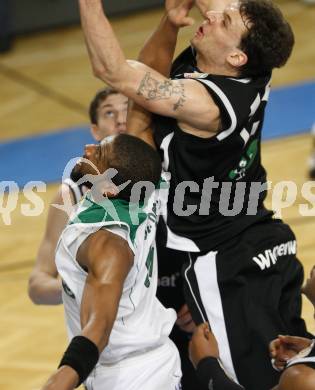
40, 134, 181, 390
28, 87, 128, 305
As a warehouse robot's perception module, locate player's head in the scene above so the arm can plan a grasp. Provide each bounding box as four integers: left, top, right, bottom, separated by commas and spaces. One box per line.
191, 0, 294, 77
238, 0, 294, 76
89, 87, 128, 141
302, 266, 315, 317
76, 134, 162, 202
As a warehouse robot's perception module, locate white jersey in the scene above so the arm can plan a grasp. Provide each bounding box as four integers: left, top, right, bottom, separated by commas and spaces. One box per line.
56, 187, 176, 365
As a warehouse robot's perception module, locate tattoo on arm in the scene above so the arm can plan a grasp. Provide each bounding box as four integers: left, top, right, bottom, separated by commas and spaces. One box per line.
137, 72, 186, 111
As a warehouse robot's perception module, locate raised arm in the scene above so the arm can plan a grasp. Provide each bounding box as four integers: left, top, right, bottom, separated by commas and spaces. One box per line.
28, 184, 74, 305
41, 229, 133, 390
128, 0, 195, 145
78, 0, 219, 133
138, 0, 194, 76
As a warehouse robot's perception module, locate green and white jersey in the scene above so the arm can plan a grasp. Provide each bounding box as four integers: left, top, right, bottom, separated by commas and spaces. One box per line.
55, 186, 176, 365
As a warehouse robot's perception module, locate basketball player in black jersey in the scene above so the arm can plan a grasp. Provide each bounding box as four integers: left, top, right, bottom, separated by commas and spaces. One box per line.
28, 87, 128, 305
78, 0, 309, 388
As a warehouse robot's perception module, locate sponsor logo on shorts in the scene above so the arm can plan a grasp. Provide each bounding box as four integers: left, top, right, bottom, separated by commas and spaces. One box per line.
252, 240, 296, 270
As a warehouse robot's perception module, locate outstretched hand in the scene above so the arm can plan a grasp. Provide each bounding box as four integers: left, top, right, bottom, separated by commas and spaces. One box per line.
269, 335, 313, 371
189, 322, 219, 368
166, 0, 195, 27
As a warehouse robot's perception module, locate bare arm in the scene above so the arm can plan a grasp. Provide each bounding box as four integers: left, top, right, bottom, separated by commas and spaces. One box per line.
127, 0, 195, 146
41, 229, 133, 390
278, 365, 315, 390
137, 0, 194, 75
28, 185, 74, 305
79, 0, 220, 133
79, 230, 133, 349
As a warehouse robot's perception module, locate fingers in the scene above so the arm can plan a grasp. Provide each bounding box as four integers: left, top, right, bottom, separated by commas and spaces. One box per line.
269, 338, 281, 358
190, 323, 220, 361
278, 335, 296, 345
193, 322, 208, 333
269, 334, 311, 370
278, 335, 312, 351
181, 16, 195, 26
179, 320, 196, 333
193, 322, 212, 340
269, 338, 290, 367
203, 323, 210, 338
176, 306, 191, 326
176, 304, 196, 333
271, 357, 287, 372
177, 304, 189, 317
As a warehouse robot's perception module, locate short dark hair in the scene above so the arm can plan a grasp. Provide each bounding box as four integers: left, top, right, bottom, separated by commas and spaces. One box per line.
89, 87, 120, 124
239, 0, 294, 77
108, 134, 162, 203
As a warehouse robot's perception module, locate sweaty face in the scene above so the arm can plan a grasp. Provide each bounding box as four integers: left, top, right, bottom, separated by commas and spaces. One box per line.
191, 2, 249, 68
92, 93, 128, 141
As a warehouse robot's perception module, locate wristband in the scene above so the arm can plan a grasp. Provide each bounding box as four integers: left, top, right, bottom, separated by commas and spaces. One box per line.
196, 357, 244, 390
58, 335, 99, 387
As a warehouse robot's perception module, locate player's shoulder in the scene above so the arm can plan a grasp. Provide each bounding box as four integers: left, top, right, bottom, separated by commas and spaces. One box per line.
80, 228, 133, 266
280, 364, 315, 389
89, 228, 128, 247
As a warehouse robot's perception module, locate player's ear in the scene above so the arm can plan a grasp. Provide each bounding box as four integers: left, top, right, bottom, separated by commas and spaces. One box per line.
103, 182, 120, 198
227, 49, 248, 69
90, 124, 102, 142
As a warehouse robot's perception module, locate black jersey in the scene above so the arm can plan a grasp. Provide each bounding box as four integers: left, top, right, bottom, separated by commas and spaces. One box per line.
153, 47, 273, 252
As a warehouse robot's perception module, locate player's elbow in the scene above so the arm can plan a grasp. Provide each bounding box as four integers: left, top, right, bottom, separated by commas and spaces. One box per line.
28, 271, 62, 305
92, 63, 124, 90
28, 276, 43, 305
92, 63, 104, 79
92, 64, 109, 82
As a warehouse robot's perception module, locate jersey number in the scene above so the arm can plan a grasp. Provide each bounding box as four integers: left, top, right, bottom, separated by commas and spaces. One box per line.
144, 246, 154, 288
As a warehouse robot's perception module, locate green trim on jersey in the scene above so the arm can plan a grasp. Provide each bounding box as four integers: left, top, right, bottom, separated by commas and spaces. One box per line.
69, 194, 147, 244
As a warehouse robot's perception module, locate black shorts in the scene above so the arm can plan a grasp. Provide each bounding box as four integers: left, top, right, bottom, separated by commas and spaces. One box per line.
156, 221, 205, 390
179, 218, 309, 390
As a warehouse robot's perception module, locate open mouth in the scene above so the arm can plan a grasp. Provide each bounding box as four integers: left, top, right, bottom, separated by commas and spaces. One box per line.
195, 25, 204, 38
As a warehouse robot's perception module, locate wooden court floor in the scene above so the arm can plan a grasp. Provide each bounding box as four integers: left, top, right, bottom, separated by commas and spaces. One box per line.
0, 1, 315, 389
